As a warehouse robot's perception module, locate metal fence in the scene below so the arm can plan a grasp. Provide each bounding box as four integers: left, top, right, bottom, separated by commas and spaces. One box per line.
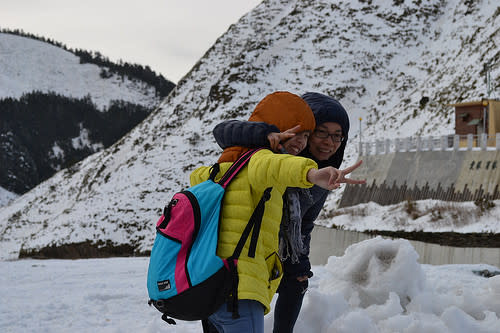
359, 133, 500, 156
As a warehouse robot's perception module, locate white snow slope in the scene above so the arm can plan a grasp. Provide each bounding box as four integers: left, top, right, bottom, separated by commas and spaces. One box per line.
0, 0, 499, 260
0, 32, 161, 110
0, 186, 17, 208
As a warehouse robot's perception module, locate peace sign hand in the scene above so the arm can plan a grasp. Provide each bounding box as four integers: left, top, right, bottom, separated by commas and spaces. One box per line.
332, 160, 366, 188
267, 125, 302, 152
307, 160, 366, 190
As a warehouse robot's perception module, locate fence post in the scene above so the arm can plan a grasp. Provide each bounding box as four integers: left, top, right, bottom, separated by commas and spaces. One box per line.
404, 137, 410, 152
385, 139, 391, 154
395, 138, 400, 152
467, 134, 473, 150
454, 135, 460, 151
497, 133, 500, 151
428, 136, 433, 151
481, 133, 487, 150
441, 135, 447, 151
416, 136, 422, 151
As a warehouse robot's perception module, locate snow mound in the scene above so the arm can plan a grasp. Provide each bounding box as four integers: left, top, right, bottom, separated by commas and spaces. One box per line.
281, 237, 500, 333
320, 236, 425, 308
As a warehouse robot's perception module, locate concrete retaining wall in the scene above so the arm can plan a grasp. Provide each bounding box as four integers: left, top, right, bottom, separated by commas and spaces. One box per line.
339, 150, 500, 207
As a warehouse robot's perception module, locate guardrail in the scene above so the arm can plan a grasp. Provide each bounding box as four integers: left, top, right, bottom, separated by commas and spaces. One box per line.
359, 133, 500, 156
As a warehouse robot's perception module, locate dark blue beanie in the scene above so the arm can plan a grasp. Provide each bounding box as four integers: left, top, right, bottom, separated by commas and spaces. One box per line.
300, 92, 350, 168
301, 92, 350, 137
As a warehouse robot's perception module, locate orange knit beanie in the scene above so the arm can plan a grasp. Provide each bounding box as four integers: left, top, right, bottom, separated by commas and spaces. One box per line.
218, 91, 315, 162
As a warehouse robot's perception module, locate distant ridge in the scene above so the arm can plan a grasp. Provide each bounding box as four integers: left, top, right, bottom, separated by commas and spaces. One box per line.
0, 28, 175, 97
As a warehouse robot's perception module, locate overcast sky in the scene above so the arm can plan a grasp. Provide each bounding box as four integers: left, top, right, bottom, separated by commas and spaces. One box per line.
0, 0, 262, 83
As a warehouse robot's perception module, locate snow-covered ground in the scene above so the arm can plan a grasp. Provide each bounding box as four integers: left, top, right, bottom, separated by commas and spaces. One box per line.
0, 186, 17, 208
2, 237, 499, 332
318, 199, 500, 233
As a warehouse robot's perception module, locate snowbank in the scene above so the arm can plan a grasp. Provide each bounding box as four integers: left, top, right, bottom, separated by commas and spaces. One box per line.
1, 237, 499, 332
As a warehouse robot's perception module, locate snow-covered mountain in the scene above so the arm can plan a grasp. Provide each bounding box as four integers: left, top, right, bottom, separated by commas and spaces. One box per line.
0, 32, 175, 204
0, 0, 499, 260
0, 32, 165, 110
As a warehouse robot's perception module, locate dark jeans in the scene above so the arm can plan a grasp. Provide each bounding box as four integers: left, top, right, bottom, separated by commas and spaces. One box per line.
202, 319, 219, 333
273, 276, 308, 333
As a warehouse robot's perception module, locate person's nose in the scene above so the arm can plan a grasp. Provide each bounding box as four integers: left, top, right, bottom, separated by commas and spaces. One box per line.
323, 135, 336, 146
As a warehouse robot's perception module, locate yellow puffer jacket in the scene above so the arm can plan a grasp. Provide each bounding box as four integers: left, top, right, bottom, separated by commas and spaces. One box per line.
190, 149, 318, 314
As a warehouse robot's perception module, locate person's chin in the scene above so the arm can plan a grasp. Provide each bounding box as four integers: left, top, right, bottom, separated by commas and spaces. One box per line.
286, 146, 303, 155
312, 152, 330, 161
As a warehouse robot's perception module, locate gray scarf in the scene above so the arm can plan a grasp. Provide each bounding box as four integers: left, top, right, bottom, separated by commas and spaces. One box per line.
278, 188, 310, 263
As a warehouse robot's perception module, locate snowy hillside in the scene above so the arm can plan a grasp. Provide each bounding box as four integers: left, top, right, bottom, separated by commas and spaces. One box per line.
0, 32, 175, 203
0, 0, 499, 260
0, 32, 161, 110
0, 187, 17, 207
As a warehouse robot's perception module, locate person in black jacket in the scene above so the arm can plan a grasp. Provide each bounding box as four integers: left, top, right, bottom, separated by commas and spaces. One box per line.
212, 92, 362, 333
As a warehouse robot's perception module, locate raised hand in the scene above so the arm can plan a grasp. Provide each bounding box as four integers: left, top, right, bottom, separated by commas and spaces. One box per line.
306, 160, 366, 190
267, 125, 302, 152
332, 160, 366, 188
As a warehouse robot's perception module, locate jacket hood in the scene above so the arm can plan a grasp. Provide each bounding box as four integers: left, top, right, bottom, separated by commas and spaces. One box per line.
300, 92, 350, 168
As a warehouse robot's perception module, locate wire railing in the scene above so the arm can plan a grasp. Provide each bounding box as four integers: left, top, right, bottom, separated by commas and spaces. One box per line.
359, 133, 500, 156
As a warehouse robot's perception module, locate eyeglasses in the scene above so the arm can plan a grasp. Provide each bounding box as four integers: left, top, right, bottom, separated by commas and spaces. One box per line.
313, 129, 345, 142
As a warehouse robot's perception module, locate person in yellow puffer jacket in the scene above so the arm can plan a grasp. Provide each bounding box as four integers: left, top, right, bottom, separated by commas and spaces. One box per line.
192, 92, 360, 333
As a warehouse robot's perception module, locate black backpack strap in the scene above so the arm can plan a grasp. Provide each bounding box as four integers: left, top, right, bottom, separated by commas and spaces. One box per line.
226, 186, 273, 319
148, 299, 176, 325
161, 313, 176, 325
231, 187, 272, 259
226, 257, 240, 318
248, 187, 272, 257
208, 163, 220, 181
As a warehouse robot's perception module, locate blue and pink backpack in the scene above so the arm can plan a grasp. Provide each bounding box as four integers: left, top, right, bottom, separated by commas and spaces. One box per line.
147, 149, 272, 325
